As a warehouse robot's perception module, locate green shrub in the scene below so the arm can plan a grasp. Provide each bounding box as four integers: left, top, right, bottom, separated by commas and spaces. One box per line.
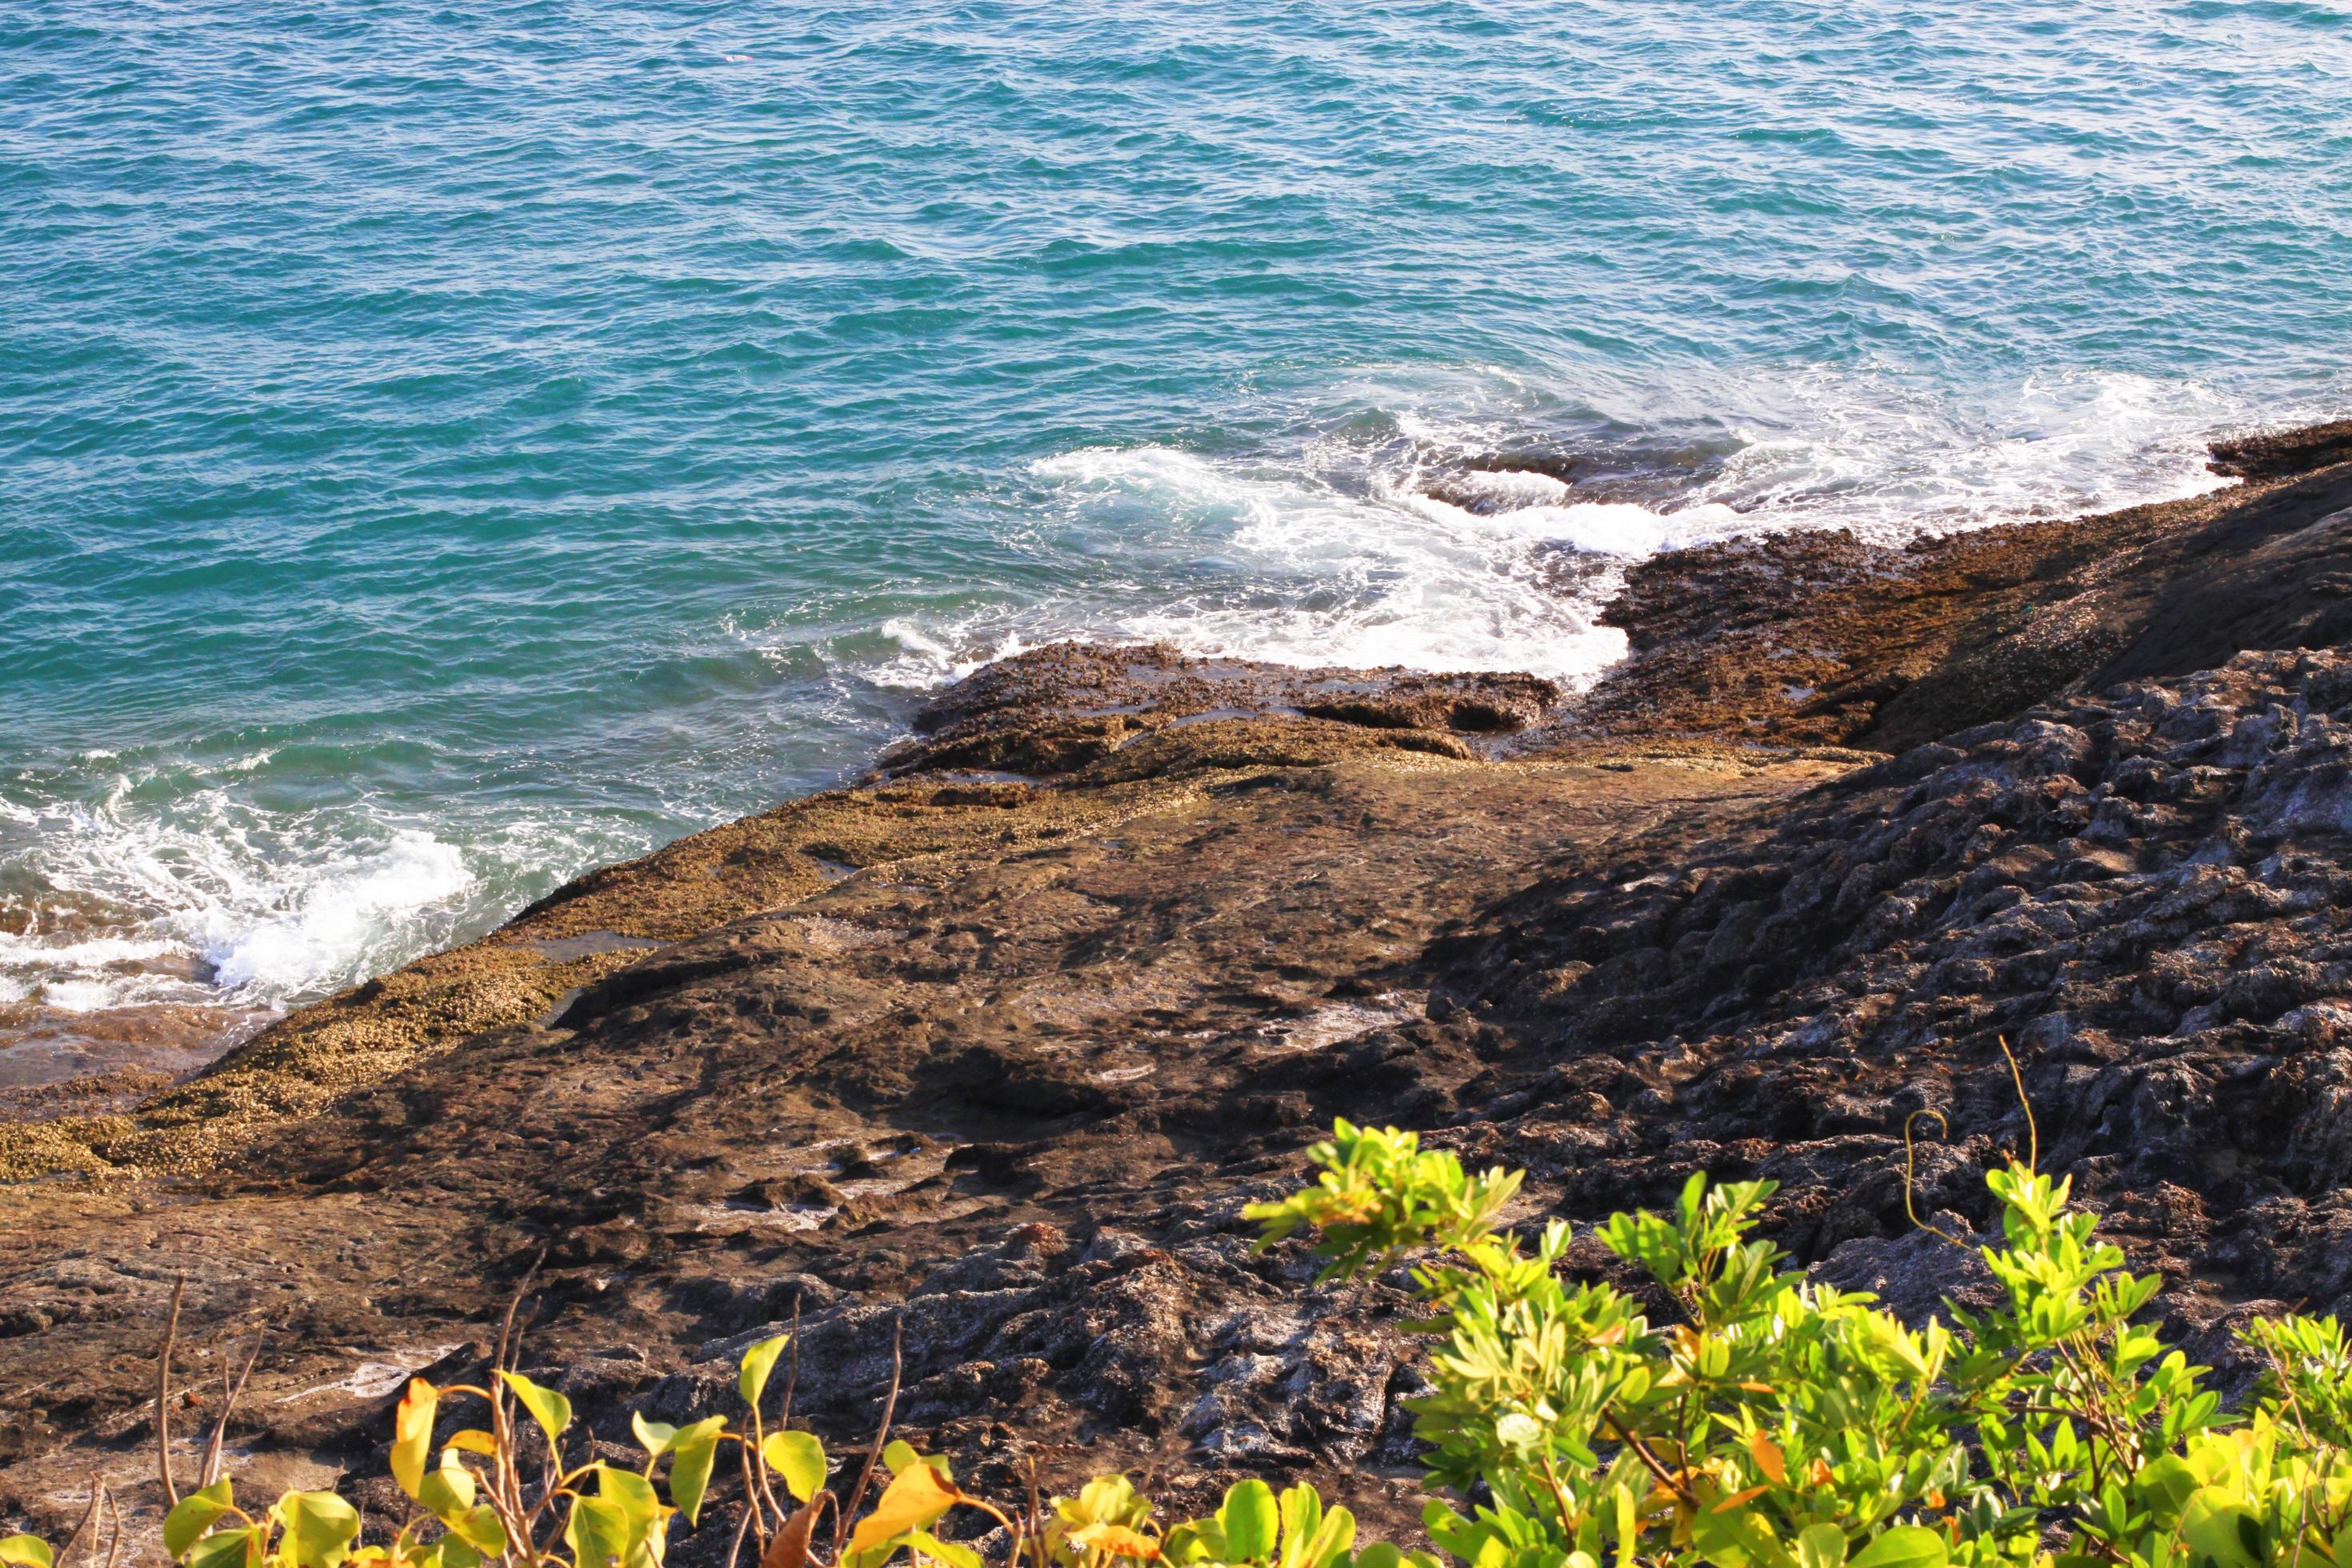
1249, 1120, 2352, 1568
10, 1119, 2352, 1568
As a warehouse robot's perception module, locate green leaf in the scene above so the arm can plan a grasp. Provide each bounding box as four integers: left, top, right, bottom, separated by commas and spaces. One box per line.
882, 1438, 921, 1478
907, 1532, 982, 1568
186, 1526, 265, 1568
566, 1496, 636, 1568
444, 1507, 507, 1560
1278, 1482, 1322, 1568
738, 1334, 791, 1413
632, 1413, 678, 1459
1219, 1480, 1279, 1562
0, 1537, 54, 1568
763, 1430, 829, 1505
1355, 1547, 1402, 1568
2136, 1456, 2201, 1520
1294, 1506, 1356, 1568
1795, 1526, 1847, 1568
670, 1416, 728, 1524
1161, 1523, 1215, 1567
166, 1479, 238, 1559
1692, 1506, 1796, 1568
270, 1492, 362, 1568
417, 1461, 477, 1523
1846, 1528, 1947, 1568
597, 1465, 662, 1546
2180, 1490, 2263, 1568
498, 1371, 573, 1452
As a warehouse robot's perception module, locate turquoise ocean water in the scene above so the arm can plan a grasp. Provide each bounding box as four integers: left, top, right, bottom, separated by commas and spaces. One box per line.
4, 1, 2350, 1081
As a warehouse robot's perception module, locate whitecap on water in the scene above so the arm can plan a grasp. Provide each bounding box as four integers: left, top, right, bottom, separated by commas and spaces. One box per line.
1029, 444, 1644, 686
0, 769, 498, 1078
930, 366, 2266, 694
193, 830, 474, 994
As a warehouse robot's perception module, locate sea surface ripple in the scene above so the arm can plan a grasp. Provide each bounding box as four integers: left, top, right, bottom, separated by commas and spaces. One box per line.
3, 0, 2349, 1074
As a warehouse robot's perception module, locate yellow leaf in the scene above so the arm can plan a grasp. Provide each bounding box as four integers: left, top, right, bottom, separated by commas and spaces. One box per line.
446, 1430, 499, 1458
1068, 1524, 1161, 1561
845, 1458, 963, 1560
393, 1380, 438, 1501
1749, 1434, 1786, 1486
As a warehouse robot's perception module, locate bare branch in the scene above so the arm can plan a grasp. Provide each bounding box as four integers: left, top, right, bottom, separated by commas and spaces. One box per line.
778, 1296, 802, 1429
840, 1316, 903, 1531
157, 1276, 186, 1508
58, 1473, 104, 1568
1996, 1034, 2039, 1173
490, 1250, 545, 1530
1903, 1109, 1963, 1248
737, 1431, 774, 1546
726, 1493, 759, 1568
202, 1338, 265, 1489
1024, 1456, 1048, 1568
101, 1486, 125, 1568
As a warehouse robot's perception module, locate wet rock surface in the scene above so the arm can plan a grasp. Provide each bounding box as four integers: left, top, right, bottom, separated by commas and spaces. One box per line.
6, 426, 2352, 1558
883, 642, 1563, 778
1568, 439, 2352, 753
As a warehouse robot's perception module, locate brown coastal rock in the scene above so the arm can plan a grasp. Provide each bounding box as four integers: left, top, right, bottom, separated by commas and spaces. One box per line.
6, 421, 2352, 1561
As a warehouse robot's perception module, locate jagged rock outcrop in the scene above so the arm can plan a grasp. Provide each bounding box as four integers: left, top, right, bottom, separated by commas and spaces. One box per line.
1439, 650, 2352, 1383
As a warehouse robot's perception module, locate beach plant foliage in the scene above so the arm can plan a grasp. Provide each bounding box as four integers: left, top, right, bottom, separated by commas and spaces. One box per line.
1248, 1119, 2352, 1568
13, 1118, 2352, 1568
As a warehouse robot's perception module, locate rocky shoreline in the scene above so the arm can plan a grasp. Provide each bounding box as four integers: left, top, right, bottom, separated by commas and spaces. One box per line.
6, 418, 2352, 1555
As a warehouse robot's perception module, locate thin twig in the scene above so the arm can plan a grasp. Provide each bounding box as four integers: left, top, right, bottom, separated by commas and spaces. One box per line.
1903, 1109, 1962, 1247
58, 1474, 104, 1568
840, 1318, 904, 1530
1996, 1034, 2038, 1171
101, 1486, 125, 1568
738, 1435, 774, 1545
1601, 1408, 1693, 1506
490, 1252, 544, 1534
1025, 1457, 1047, 1568
778, 1297, 803, 1429
726, 1494, 759, 1568
157, 1276, 186, 1507
202, 1338, 265, 1488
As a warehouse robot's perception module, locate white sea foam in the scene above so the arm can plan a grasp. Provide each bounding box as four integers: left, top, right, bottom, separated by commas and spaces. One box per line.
195, 831, 473, 993
870, 621, 1032, 690
0, 782, 482, 1021
974, 367, 2262, 692
0, 366, 2300, 1038
1686, 367, 2242, 535
1029, 445, 1643, 683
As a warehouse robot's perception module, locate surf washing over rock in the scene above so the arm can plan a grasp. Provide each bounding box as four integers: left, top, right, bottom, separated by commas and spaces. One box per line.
0, 370, 2278, 1082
